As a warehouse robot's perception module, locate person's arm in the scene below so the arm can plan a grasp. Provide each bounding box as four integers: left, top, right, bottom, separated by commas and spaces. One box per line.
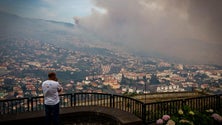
57, 83, 63, 93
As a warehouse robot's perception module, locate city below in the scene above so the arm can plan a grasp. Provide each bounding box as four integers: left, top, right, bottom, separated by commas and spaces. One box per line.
0, 38, 222, 100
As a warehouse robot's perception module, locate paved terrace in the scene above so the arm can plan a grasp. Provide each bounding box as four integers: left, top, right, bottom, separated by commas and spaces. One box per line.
0, 92, 222, 124
134, 91, 202, 103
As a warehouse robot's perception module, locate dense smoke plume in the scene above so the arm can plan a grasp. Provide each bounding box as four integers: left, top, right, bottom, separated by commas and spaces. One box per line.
75, 0, 222, 65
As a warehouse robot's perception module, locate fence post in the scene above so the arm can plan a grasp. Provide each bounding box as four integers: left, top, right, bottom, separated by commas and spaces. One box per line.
110, 94, 114, 108
220, 94, 222, 114
70, 94, 73, 107
31, 97, 34, 111
27, 98, 30, 112
73, 93, 76, 106
142, 103, 146, 125
217, 95, 221, 113
182, 99, 186, 108
109, 94, 113, 108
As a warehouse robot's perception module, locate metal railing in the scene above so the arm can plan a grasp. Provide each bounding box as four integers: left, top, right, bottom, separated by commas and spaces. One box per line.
113, 94, 144, 118
74, 93, 112, 107
0, 93, 221, 124
0, 97, 29, 114
143, 94, 222, 123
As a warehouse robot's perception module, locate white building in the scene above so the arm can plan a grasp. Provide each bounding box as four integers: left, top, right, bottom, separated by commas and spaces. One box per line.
157, 85, 185, 92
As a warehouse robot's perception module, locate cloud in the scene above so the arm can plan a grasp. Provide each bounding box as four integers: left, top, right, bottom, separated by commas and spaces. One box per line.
75, 0, 222, 65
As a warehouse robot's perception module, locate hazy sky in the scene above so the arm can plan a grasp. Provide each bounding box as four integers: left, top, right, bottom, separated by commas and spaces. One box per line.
0, 0, 222, 65
0, 0, 94, 23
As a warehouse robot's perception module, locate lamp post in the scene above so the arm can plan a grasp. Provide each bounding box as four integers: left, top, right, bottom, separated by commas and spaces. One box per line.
143, 76, 147, 103
145, 82, 146, 103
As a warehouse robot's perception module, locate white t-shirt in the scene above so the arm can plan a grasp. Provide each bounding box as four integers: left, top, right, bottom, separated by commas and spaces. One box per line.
42, 80, 62, 105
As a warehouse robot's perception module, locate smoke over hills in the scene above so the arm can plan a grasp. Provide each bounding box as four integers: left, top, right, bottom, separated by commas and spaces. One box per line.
0, 0, 221, 65
75, 0, 222, 65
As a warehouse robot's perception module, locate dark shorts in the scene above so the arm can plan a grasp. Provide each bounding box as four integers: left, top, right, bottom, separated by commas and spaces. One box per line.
44, 103, 60, 125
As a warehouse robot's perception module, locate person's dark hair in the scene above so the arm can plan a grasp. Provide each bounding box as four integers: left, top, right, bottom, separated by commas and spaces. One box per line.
48, 72, 56, 79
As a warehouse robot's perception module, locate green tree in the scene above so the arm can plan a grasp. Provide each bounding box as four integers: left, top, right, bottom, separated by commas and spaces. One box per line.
150, 74, 160, 84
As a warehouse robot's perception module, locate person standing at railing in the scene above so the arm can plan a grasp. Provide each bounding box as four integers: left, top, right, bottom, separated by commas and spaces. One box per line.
42, 72, 63, 125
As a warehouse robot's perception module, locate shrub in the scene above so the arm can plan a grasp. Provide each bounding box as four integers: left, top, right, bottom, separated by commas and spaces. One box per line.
156, 105, 222, 125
